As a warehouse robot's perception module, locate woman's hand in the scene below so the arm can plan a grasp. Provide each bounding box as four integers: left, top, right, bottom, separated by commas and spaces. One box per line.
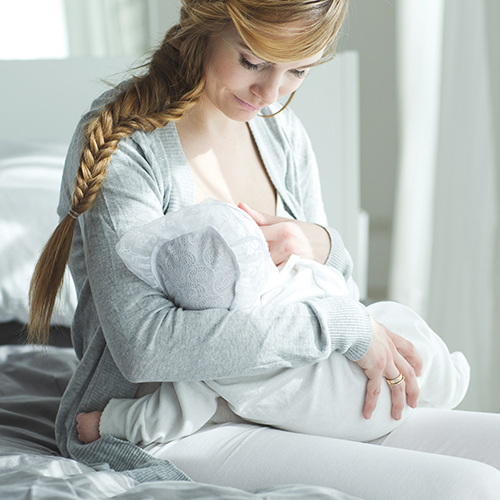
356, 317, 423, 420
238, 202, 331, 266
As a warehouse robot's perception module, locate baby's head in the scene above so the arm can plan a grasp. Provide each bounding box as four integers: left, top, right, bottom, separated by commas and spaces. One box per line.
116, 199, 278, 310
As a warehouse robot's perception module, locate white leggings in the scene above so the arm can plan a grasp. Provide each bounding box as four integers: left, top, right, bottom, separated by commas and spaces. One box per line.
145, 408, 500, 500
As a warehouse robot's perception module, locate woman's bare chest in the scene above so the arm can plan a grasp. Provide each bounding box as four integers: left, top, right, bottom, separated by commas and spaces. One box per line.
183, 129, 277, 215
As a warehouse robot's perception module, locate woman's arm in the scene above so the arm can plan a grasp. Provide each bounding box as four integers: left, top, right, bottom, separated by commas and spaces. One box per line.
62, 131, 372, 385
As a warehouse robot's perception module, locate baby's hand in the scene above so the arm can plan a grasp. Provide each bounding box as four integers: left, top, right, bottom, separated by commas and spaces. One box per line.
76, 411, 102, 444
238, 202, 331, 266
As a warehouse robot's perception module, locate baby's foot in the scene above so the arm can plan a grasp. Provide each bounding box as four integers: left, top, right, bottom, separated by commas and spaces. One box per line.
76, 411, 102, 444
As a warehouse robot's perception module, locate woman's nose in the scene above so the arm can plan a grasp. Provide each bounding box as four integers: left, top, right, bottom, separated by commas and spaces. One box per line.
251, 75, 281, 106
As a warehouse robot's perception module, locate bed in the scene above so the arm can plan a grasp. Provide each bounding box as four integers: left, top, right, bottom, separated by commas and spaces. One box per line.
0, 54, 364, 499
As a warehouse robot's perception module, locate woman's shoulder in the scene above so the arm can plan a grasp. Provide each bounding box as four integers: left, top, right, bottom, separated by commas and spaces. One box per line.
62, 83, 182, 204
254, 100, 307, 133
253, 101, 311, 153
259, 101, 303, 129
88, 79, 133, 112
76, 80, 178, 153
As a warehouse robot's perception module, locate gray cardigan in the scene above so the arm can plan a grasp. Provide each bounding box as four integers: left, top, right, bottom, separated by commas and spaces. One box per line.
55, 90, 372, 482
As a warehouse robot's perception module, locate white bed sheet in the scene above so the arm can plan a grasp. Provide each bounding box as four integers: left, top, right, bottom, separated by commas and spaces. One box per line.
0, 141, 77, 326
0, 344, 359, 500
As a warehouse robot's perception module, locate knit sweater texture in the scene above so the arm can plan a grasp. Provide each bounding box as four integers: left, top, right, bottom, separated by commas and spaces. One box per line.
55, 87, 372, 481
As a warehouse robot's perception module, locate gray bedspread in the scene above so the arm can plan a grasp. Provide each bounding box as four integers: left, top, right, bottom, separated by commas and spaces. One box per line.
0, 345, 361, 499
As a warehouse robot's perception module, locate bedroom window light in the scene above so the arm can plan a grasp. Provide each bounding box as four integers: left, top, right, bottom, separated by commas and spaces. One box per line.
63, 0, 151, 58
0, 0, 69, 60
0, 0, 153, 60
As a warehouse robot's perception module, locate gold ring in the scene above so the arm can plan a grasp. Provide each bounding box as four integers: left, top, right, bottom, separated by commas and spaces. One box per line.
386, 373, 405, 386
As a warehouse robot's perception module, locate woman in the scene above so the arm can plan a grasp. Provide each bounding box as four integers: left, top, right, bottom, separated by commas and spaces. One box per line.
29, 1, 500, 498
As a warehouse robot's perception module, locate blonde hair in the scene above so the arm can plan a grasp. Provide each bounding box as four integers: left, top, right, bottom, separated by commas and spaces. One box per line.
28, 0, 348, 344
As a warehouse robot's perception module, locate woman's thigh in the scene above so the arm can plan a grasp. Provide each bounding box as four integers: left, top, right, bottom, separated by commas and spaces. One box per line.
145, 409, 500, 500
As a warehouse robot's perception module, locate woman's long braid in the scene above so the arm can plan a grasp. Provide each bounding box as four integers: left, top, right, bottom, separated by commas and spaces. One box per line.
71, 82, 204, 218
28, 24, 207, 344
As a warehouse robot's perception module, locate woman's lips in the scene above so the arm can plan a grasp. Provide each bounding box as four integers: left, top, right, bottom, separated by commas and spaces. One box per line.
234, 95, 260, 112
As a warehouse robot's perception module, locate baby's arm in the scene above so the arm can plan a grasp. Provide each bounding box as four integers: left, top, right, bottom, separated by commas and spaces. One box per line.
76, 381, 219, 446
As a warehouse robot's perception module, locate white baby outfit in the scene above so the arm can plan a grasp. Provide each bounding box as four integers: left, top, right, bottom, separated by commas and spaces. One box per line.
99, 199, 470, 444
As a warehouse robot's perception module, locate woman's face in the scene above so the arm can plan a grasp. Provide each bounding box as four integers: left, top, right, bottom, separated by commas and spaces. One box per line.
201, 28, 324, 122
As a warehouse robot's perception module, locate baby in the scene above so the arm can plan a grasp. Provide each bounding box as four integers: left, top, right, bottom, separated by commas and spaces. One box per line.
76, 199, 469, 445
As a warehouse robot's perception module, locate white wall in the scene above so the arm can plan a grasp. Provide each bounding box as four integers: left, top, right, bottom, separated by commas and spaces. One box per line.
340, 0, 398, 300
148, 1, 181, 46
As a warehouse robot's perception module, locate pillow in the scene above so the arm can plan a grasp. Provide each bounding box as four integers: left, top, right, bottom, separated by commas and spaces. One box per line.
0, 140, 77, 327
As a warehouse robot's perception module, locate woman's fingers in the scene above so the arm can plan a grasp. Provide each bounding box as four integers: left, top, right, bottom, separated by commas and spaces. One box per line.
362, 363, 407, 421
358, 317, 421, 420
392, 351, 419, 409
383, 330, 422, 418
388, 330, 424, 377
238, 202, 283, 226
383, 348, 420, 420
239, 203, 297, 266
385, 374, 406, 421
260, 223, 304, 266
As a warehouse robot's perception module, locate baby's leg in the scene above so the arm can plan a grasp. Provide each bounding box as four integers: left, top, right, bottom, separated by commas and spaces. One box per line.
366, 301, 470, 409
97, 381, 219, 445
76, 411, 102, 444
207, 353, 406, 442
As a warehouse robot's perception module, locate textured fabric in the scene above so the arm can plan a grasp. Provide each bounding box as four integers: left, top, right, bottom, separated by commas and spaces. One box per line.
55, 86, 372, 480
79, 435, 191, 482
154, 230, 238, 310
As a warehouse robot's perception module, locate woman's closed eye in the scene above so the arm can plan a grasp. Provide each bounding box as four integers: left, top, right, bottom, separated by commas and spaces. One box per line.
239, 55, 307, 79
239, 55, 266, 72
289, 68, 307, 79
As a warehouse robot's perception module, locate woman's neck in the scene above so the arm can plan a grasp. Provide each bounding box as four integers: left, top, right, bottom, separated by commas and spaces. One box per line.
177, 97, 247, 143
175, 100, 276, 215
176, 104, 250, 161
